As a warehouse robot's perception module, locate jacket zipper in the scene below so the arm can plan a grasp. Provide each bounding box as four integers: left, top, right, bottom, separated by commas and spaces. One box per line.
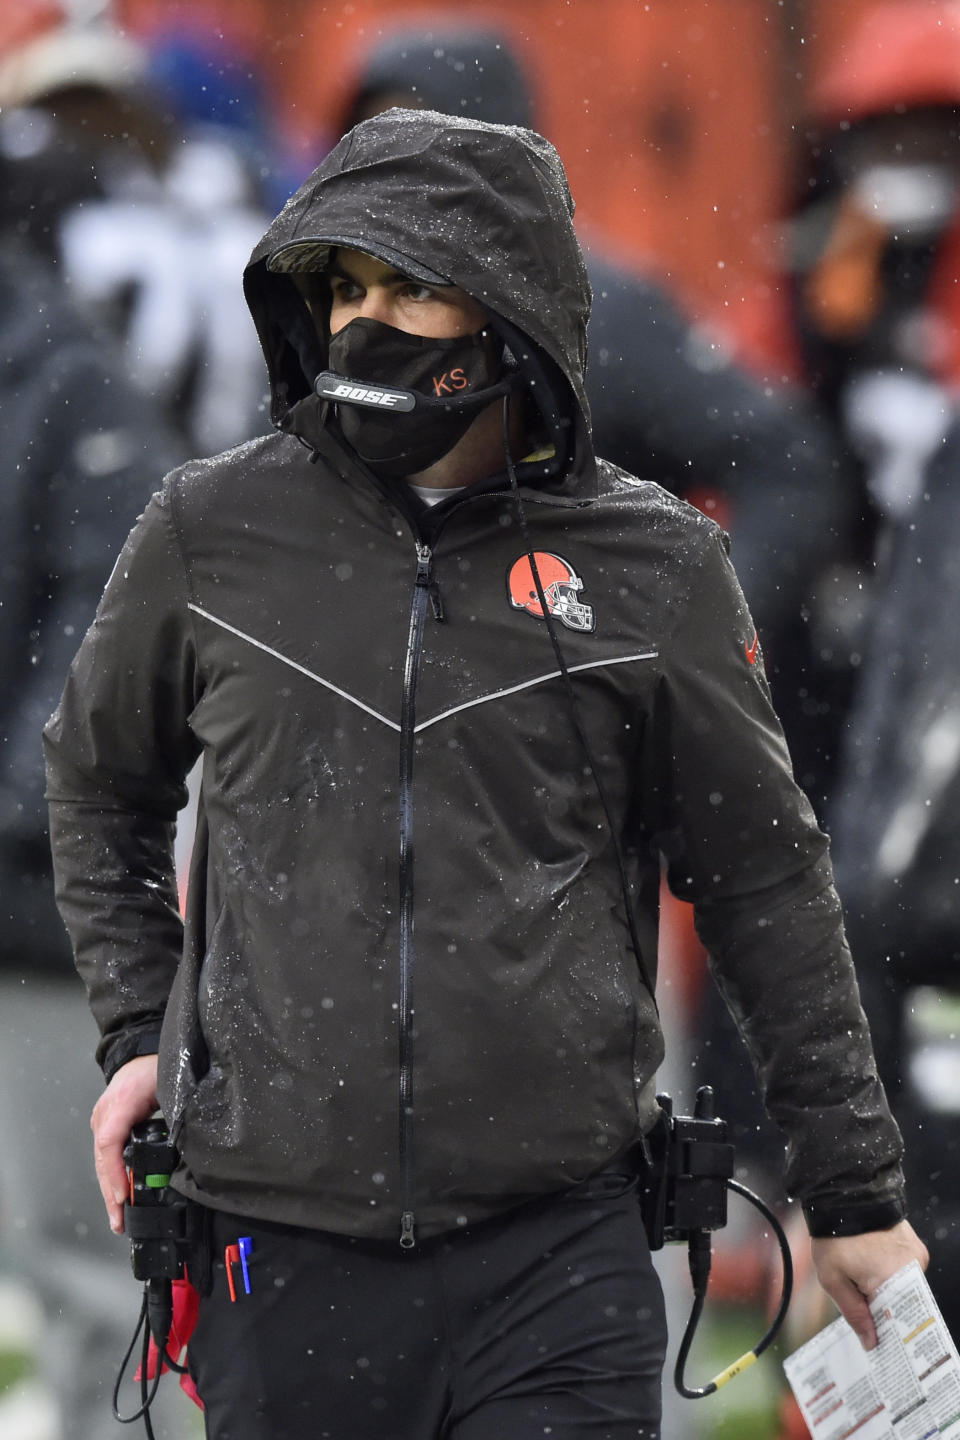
397, 540, 439, 1248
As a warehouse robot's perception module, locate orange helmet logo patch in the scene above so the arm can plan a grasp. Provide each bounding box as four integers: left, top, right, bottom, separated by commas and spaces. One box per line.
507, 552, 596, 633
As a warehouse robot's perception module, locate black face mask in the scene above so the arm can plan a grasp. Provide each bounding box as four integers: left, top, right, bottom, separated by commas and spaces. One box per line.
317, 317, 518, 478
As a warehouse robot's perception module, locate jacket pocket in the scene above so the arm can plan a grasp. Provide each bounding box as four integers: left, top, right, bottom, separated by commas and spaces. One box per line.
157, 898, 227, 1139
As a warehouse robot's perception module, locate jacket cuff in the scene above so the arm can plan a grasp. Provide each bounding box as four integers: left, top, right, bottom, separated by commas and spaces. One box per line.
803, 1193, 907, 1238
101, 1029, 162, 1084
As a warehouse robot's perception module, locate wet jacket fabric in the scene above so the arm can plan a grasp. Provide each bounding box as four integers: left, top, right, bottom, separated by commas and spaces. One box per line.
45, 110, 905, 1244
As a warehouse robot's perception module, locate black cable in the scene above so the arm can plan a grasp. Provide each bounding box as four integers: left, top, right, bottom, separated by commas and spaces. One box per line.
499, 397, 794, 1401
141, 1317, 156, 1440
112, 1285, 186, 1433
147, 1279, 189, 1373
674, 1178, 794, 1399
161, 1343, 189, 1375
500, 396, 659, 1008
112, 1290, 164, 1425
728, 1180, 794, 1360
111, 1292, 147, 1423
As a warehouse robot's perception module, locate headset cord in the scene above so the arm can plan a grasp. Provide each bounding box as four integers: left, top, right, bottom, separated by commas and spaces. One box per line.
501, 400, 793, 1399
500, 397, 658, 1007
674, 1178, 794, 1399
112, 1286, 188, 1437
503, 403, 794, 1393
112, 1292, 162, 1434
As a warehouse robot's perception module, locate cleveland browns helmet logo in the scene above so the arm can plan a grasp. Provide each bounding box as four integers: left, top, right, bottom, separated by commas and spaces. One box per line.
507, 552, 596, 633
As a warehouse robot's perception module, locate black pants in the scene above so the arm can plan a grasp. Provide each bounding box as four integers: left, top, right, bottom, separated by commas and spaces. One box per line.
187, 1170, 666, 1439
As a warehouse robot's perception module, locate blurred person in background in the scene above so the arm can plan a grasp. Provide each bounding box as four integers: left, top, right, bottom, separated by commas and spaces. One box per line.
0, 0, 274, 459
0, 3, 274, 1435
685, 17, 960, 1415
782, 0, 960, 1343
761, 8, 960, 1434
144, 23, 303, 217
0, 162, 184, 1440
767, 0, 960, 823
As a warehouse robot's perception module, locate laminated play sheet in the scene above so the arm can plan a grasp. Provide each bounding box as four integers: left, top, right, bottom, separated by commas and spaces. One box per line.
783, 1262, 960, 1439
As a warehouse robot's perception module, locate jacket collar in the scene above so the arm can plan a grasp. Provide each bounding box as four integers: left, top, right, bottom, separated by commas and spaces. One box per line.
281, 393, 599, 506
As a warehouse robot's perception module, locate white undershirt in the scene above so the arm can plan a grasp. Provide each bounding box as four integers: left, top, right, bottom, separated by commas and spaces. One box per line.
408, 484, 466, 507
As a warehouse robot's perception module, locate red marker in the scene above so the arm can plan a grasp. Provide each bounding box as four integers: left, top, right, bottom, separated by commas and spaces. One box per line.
224, 1238, 253, 1301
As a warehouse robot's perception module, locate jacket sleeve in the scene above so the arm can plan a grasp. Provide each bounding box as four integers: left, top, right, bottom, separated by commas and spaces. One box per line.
642, 524, 906, 1237
43, 480, 201, 1081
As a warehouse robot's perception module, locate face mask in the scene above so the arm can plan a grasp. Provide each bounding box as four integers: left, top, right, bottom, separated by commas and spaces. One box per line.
317, 317, 517, 478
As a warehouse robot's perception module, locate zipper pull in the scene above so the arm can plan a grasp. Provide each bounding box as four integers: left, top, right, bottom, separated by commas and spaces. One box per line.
415, 542, 432, 583
400, 1211, 417, 1249
415, 543, 445, 622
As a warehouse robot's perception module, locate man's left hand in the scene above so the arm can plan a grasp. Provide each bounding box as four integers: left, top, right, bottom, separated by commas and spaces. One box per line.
811, 1220, 929, 1349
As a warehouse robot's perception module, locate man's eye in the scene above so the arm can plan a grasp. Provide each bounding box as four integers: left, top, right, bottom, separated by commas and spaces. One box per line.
402, 284, 435, 302
332, 280, 361, 301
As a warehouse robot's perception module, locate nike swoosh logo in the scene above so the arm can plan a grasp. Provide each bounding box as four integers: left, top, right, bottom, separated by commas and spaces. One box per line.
745, 630, 760, 665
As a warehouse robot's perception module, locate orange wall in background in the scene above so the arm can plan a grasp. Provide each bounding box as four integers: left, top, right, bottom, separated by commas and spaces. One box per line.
288, 0, 788, 312
116, 0, 924, 368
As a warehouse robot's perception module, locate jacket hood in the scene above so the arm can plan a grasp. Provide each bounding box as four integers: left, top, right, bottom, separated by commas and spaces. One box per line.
243, 108, 592, 475
337, 23, 535, 133
810, 2, 960, 126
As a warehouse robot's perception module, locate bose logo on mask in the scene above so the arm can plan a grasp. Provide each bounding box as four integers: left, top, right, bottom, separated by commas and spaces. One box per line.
315, 372, 417, 412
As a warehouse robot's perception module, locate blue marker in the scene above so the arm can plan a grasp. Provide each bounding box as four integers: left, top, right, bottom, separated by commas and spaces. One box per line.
238, 1236, 253, 1295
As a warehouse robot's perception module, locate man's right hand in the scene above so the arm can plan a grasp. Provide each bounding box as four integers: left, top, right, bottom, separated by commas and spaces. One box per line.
91, 1054, 160, 1234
